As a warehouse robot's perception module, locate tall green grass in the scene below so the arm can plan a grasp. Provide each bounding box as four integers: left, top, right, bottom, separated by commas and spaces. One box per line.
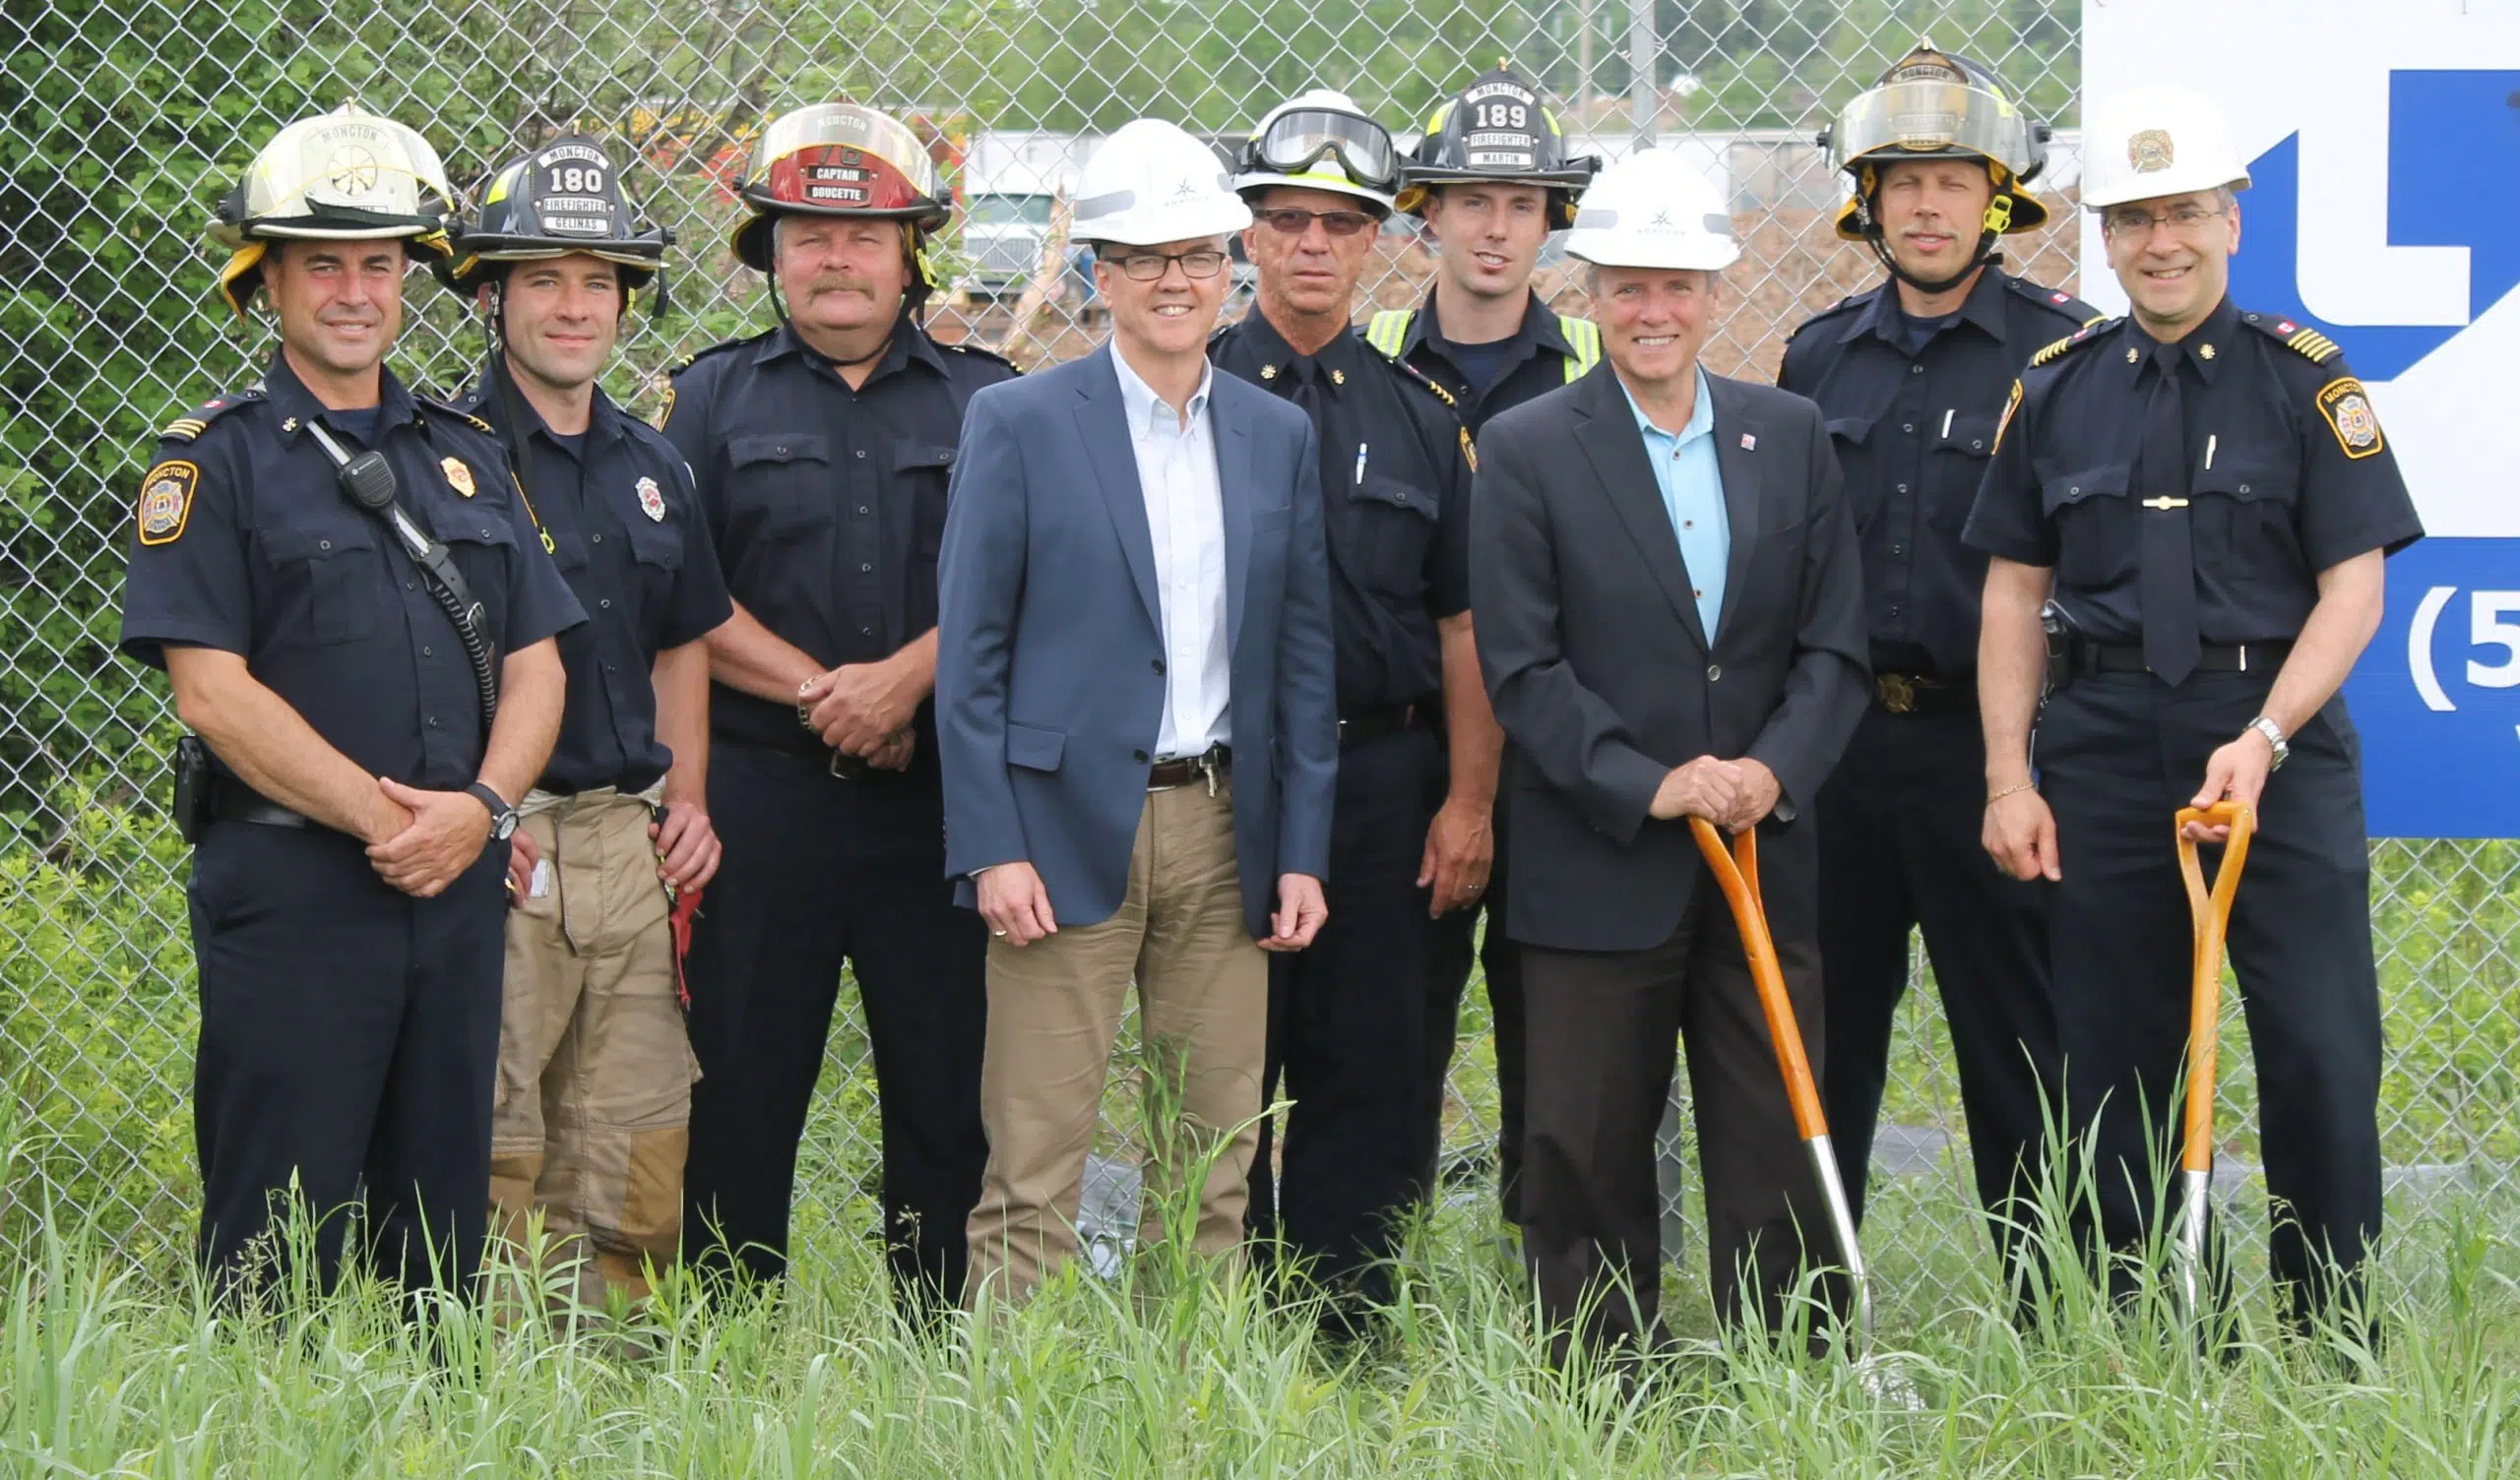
1, 1148, 2515, 1477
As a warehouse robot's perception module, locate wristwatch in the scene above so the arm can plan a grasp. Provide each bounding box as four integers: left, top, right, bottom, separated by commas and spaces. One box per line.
466, 781, 520, 841
2245, 715, 2290, 771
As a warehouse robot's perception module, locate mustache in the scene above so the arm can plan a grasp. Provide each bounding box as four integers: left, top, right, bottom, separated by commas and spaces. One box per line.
804, 274, 884, 295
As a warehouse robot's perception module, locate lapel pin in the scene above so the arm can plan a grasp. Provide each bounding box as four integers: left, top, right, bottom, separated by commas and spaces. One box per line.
1739, 433, 1756, 451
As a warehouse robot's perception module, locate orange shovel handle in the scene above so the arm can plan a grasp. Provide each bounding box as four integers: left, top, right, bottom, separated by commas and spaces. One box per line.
2172, 801, 2254, 1177
1690, 817, 1828, 1141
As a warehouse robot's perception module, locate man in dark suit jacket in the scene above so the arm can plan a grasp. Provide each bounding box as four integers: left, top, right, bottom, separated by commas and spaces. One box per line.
1470, 151, 1868, 1363
936, 119, 1340, 1309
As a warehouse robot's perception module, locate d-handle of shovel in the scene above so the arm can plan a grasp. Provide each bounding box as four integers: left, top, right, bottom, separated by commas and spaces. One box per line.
1689, 816, 1872, 1348
2171, 800, 2254, 1324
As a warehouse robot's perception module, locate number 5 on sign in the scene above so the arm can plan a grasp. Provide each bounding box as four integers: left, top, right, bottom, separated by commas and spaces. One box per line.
2406, 586, 2520, 709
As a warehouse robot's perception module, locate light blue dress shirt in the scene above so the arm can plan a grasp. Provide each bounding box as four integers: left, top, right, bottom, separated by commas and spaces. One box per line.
1622, 368, 1730, 639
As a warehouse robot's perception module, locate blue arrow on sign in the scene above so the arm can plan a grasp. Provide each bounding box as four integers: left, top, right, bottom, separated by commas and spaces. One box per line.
2229, 70, 2520, 380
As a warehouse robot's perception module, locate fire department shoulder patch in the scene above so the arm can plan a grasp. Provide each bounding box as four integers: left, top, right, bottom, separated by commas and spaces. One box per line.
2315, 378, 2384, 459
137, 460, 198, 546
636, 474, 667, 522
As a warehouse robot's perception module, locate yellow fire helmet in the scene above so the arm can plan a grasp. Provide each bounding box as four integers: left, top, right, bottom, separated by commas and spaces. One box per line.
208, 102, 458, 320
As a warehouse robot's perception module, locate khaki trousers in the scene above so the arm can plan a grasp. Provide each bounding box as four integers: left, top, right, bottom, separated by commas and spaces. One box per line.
964, 776, 1268, 1309
490, 789, 697, 1307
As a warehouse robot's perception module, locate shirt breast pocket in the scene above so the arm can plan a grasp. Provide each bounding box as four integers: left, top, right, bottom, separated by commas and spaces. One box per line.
725, 434, 834, 538
2034, 460, 2134, 587
622, 512, 685, 622
896, 444, 957, 558
2191, 456, 2304, 586
1824, 416, 1878, 528
1928, 412, 2001, 531
1346, 473, 1439, 598
262, 524, 382, 646
440, 512, 520, 646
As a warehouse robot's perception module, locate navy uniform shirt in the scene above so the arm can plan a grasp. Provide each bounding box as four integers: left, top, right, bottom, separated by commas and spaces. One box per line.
460, 362, 734, 795
1780, 268, 2097, 679
1965, 295, 2425, 645
1211, 312, 1473, 713
659, 321, 1017, 755
118, 352, 584, 791
1365, 289, 1601, 437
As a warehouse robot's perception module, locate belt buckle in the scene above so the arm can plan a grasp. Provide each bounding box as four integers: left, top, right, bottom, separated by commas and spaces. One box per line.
1877, 673, 1916, 714
828, 749, 862, 779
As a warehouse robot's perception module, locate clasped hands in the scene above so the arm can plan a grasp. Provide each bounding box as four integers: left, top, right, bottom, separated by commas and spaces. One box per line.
800, 655, 919, 771
1648, 754, 1780, 833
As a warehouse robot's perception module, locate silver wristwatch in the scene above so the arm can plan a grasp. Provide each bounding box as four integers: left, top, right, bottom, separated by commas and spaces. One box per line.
2246, 715, 2290, 771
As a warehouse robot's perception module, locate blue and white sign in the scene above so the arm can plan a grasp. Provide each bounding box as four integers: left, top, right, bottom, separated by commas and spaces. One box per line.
2087, 1, 2520, 836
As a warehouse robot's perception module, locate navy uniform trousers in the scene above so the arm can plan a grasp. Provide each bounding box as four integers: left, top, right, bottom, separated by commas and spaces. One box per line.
680, 743, 988, 1321
1817, 704, 2061, 1288
190, 820, 508, 1299
2040, 670, 2383, 1327
1250, 725, 1441, 1314
1420, 784, 1525, 1221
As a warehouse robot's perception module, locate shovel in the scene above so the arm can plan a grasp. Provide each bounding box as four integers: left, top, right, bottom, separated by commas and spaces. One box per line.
1689, 817, 1874, 1356
2173, 799, 2254, 1326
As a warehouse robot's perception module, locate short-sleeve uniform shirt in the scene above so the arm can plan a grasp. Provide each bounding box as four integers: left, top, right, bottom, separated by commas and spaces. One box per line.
1964, 296, 2424, 645
118, 352, 584, 790
458, 363, 732, 795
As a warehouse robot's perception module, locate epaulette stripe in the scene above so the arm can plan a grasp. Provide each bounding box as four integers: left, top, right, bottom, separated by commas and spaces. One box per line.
2082, 313, 2110, 328
2028, 335, 2077, 368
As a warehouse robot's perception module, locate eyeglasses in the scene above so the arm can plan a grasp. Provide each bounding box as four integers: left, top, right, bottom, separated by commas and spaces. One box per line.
1104, 248, 1230, 280
1254, 207, 1377, 237
2101, 204, 2228, 240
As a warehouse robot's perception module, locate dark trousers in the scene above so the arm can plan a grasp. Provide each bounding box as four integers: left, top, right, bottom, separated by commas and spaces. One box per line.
1421, 784, 1525, 1221
2040, 672, 2382, 1328
1817, 705, 2062, 1288
1249, 727, 1438, 1315
1521, 894, 1842, 1364
189, 819, 507, 1302
681, 743, 988, 1323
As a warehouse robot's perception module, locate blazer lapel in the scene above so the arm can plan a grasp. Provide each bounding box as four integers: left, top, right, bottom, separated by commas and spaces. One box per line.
1075, 349, 1162, 632
1215, 387, 1253, 656
1572, 367, 1711, 653
1709, 375, 1765, 648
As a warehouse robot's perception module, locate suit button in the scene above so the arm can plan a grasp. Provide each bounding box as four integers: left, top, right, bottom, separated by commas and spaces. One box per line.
1152, 658, 1166, 674
1707, 664, 1722, 682
1133, 749, 1150, 763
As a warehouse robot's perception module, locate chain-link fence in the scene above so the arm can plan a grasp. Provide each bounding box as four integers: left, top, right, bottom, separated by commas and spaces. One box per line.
5, 1, 2514, 1317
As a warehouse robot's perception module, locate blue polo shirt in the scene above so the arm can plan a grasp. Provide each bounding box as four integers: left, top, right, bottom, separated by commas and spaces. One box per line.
1622, 367, 1729, 637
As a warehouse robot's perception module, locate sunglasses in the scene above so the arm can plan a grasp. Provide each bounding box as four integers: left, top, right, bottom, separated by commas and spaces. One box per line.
1254, 207, 1378, 237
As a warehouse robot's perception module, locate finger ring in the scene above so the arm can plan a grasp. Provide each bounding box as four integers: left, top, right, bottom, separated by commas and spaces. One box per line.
991, 929, 1008, 938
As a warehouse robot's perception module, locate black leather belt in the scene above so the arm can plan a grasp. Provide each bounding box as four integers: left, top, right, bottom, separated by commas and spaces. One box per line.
2081, 641, 2293, 676
1147, 744, 1231, 791
1872, 672, 1974, 717
1338, 701, 1426, 749
210, 781, 308, 829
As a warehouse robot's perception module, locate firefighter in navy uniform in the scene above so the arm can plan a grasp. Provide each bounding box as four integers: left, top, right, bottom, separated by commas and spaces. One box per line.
1778, 44, 2090, 1297
1366, 66, 1600, 1222
441, 137, 736, 1310
1965, 86, 2423, 1336
1209, 91, 1502, 1331
117, 104, 580, 1302
660, 103, 1016, 1323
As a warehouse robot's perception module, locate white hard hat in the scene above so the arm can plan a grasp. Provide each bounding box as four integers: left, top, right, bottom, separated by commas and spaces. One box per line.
1562, 149, 1740, 272
2080, 85, 2251, 211
1230, 90, 1400, 213
206, 101, 457, 319
1074, 119, 1252, 246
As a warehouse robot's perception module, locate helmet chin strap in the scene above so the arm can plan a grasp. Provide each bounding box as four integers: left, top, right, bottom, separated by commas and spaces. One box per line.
1864, 224, 1997, 297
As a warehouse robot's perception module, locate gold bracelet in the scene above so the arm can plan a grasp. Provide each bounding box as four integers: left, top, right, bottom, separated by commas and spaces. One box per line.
1985, 780, 2038, 807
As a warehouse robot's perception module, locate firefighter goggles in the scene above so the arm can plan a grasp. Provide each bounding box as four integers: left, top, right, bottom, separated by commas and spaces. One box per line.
1246, 107, 1402, 195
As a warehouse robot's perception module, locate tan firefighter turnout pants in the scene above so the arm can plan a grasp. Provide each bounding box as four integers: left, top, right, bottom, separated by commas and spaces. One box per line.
491, 787, 697, 1308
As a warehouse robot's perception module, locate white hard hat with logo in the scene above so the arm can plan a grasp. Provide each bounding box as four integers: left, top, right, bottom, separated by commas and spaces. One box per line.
1562, 149, 1741, 272
2080, 84, 2251, 210
1073, 119, 1253, 246
1231, 89, 1400, 214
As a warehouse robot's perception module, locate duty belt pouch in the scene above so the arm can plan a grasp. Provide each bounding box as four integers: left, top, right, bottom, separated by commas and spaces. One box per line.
2041, 599, 2079, 700
171, 733, 211, 844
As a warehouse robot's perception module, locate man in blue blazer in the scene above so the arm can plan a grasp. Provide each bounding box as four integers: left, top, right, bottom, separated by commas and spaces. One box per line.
937, 119, 1339, 1308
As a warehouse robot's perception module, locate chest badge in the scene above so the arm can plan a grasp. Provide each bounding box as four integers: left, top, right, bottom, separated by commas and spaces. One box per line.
441, 456, 476, 497
636, 474, 667, 522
